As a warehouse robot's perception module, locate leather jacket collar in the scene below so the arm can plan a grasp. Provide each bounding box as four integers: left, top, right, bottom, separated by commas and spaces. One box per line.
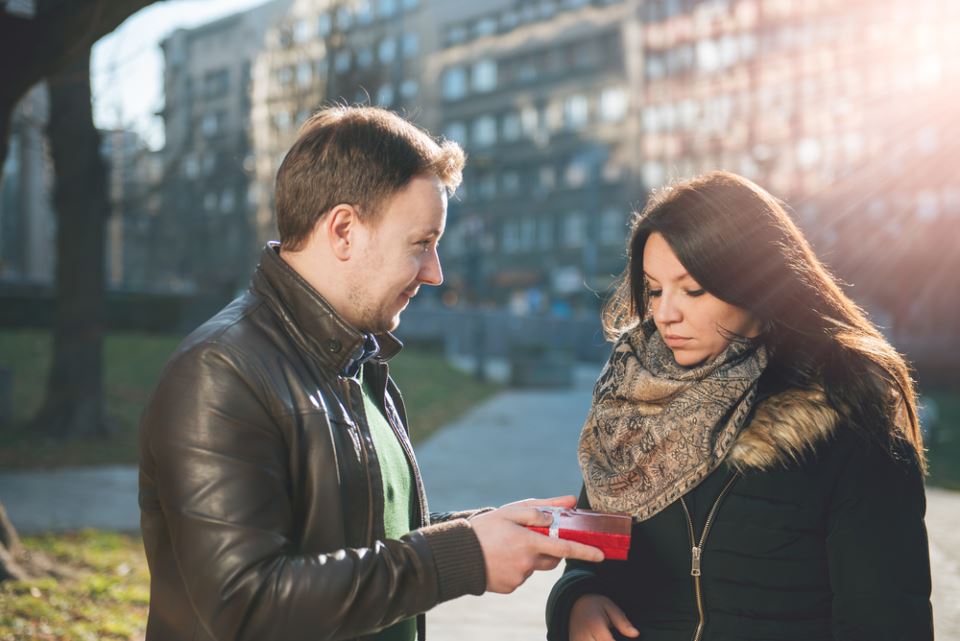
251, 242, 402, 375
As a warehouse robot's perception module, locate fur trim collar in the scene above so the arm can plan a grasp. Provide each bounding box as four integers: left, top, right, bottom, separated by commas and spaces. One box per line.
727, 387, 840, 471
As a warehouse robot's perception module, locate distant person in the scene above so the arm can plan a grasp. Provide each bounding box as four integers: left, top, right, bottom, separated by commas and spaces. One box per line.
138, 106, 602, 641
547, 171, 932, 641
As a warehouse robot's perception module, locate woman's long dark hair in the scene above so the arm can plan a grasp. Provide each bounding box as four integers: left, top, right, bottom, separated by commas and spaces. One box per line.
604, 171, 924, 468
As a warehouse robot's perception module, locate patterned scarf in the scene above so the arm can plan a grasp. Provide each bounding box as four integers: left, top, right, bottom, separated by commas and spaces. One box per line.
579, 319, 768, 521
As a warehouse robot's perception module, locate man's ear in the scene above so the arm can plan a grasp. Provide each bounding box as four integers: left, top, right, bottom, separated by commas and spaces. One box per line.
324, 203, 361, 261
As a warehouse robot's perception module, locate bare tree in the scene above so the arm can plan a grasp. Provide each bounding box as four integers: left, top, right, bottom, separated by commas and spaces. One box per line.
0, 0, 160, 582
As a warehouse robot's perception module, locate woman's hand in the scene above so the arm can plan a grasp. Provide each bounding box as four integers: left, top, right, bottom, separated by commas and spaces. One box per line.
569, 594, 639, 641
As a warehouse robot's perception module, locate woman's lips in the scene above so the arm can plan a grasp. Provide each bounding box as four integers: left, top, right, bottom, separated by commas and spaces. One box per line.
664, 335, 691, 348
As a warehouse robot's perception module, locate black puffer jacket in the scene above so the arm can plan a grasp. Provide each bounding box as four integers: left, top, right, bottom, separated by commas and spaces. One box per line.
547, 387, 933, 641
139, 245, 487, 641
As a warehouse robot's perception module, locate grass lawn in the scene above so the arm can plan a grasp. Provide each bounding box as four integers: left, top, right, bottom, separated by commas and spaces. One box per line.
0, 531, 149, 641
924, 390, 960, 490
0, 330, 499, 469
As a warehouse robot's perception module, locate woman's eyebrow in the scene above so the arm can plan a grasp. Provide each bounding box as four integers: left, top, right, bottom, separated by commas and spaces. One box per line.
643, 271, 690, 282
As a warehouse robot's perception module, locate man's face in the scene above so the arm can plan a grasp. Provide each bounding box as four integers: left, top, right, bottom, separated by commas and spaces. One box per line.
345, 174, 446, 333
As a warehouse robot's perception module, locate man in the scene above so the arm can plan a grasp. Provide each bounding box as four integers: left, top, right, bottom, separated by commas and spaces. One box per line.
138, 106, 602, 641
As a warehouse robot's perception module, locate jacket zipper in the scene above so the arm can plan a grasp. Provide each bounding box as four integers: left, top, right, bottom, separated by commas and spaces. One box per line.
341, 377, 376, 545
679, 471, 740, 641
379, 366, 429, 529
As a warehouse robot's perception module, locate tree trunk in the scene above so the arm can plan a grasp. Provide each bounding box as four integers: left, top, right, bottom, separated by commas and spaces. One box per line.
0, 502, 27, 582
31, 49, 111, 439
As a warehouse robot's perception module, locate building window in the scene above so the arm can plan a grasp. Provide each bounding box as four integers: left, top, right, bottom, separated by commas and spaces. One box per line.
502, 112, 521, 141
277, 66, 293, 85
599, 207, 625, 245
201, 112, 221, 137
204, 192, 218, 212
293, 19, 312, 43
519, 217, 536, 250
335, 6, 352, 30
202, 153, 216, 175
334, 50, 351, 73
355, 0, 373, 24
643, 161, 666, 188
446, 25, 467, 46
296, 61, 313, 87
401, 32, 419, 58
442, 66, 467, 100
444, 121, 467, 145
400, 79, 419, 99
402, 0, 420, 8
472, 115, 497, 147
379, 0, 398, 18
376, 83, 395, 106
564, 157, 588, 187
538, 217, 554, 249
477, 172, 496, 199
502, 221, 519, 253
563, 211, 585, 247
564, 94, 589, 129
183, 154, 199, 178
274, 110, 291, 131
521, 106, 539, 138
539, 165, 556, 190
378, 37, 397, 63
203, 69, 229, 97
356, 47, 373, 68
600, 87, 627, 122
473, 16, 497, 38
220, 188, 236, 214
502, 170, 520, 194
318, 13, 332, 37
471, 59, 497, 92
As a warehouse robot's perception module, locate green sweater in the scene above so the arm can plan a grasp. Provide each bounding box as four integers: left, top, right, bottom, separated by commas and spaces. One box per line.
361, 372, 417, 641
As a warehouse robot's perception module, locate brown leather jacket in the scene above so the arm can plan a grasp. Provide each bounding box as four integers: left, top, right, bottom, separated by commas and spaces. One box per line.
139, 244, 487, 641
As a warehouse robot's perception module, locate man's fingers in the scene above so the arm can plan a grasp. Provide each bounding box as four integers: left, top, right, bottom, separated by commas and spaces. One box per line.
500, 505, 556, 527
509, 495, 578, 509
533, 554, 562, 571
538, 535, 604, 562
604, 602, 639, 638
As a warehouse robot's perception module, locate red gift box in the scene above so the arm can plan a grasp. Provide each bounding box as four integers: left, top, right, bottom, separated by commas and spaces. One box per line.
528, 508, 632, 560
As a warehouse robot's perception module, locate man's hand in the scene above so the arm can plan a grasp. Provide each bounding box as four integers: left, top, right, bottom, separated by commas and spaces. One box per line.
470, 496, 604, 594
569, 594, 639, 641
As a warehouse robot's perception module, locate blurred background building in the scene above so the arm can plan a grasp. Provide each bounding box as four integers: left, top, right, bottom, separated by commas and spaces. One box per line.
1, 0, 957, 362
158, 0, 291, 298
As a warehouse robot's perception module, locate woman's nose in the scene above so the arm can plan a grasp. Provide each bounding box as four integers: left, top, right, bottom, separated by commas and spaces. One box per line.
654, 293, 682, 324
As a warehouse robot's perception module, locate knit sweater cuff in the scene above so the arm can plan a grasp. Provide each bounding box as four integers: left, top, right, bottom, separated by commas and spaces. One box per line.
421, 518, 487, 602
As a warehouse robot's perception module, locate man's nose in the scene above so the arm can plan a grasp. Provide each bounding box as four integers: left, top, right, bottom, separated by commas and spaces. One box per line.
419, 247, 443, 286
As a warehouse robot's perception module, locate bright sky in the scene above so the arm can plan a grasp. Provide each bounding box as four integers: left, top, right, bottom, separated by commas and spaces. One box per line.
91, 0, 274, 150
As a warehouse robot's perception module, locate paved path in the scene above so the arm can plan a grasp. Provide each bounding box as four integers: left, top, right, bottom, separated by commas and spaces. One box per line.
0, 366, 958, 639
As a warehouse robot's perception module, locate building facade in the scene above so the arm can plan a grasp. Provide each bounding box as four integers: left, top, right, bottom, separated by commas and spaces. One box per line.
250, 0, 449, 246
0, 83, 55, 285
429, 0, 642, 313
159, 0, 290, 297
637, 0, 960, 337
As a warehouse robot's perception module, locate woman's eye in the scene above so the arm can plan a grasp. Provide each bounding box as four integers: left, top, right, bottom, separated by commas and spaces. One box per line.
686, 288, 706, 297
648, 289, 662, 298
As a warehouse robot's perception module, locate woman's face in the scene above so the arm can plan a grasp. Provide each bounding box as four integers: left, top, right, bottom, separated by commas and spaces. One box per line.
643, 232, 761, 367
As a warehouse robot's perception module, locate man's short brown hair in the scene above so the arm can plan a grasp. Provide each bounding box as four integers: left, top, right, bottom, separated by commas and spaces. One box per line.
275, 106, 466, 251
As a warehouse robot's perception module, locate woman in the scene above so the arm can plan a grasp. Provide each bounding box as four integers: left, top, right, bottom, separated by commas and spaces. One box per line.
546, 171, 932, 641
